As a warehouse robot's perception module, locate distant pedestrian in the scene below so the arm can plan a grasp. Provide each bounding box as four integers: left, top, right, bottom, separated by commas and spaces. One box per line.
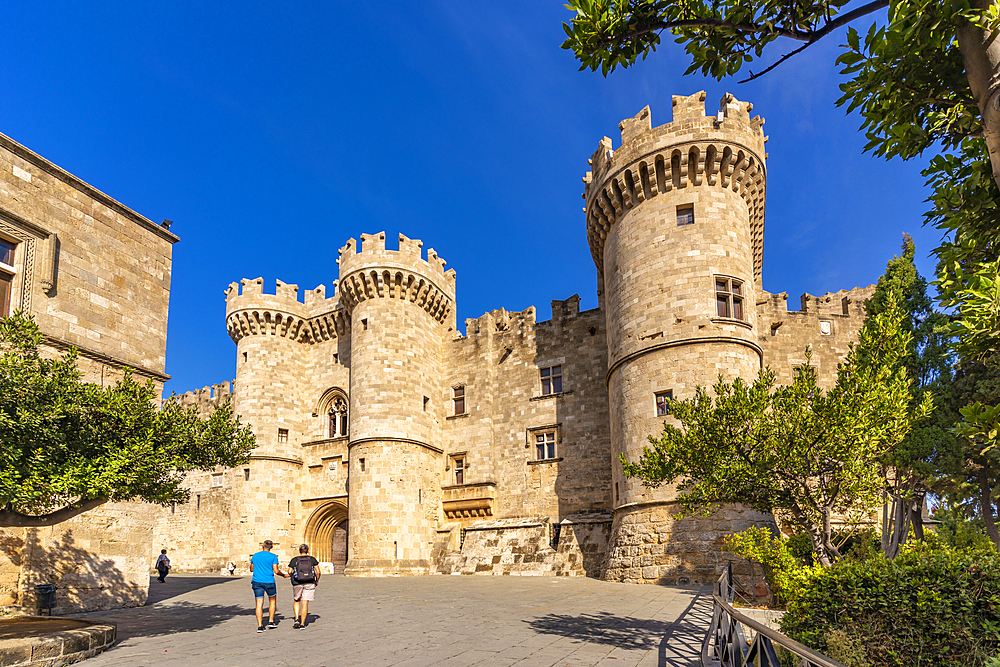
287, 543, 321, 629
250, 539, 288, 633
155, 549, 170, 583
226, 560, 237, 576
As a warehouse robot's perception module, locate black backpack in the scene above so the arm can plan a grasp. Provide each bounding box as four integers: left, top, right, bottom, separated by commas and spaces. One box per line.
293, 557, 315, 584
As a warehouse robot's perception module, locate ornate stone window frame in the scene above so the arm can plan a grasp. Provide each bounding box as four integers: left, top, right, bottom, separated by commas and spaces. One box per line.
0, 208, 58, 317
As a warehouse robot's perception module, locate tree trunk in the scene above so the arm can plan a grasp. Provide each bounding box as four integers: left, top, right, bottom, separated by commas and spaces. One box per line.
980, 471, 1000, 549
957, 0, 1000, 193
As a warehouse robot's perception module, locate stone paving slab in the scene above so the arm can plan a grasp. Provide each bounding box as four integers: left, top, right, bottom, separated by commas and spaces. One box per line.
70, 575, 712, 667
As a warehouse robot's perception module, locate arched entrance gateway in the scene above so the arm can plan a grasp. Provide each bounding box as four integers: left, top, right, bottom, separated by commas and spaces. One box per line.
303, 500, 349, 574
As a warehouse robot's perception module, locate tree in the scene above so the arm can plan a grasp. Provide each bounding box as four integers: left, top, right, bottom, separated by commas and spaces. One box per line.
865, 235, 953, 555
622, 297, 931, 566
938, 259, 1000, 547
0, 312, 256, 527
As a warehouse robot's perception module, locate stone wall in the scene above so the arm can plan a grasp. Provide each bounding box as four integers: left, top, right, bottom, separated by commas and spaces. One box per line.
14, 502, 155, 615
0, 132, 176, 613
757, 286, 874, 389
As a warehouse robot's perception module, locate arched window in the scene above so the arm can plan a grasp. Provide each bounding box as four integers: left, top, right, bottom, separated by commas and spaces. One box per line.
328, 396, 348, 438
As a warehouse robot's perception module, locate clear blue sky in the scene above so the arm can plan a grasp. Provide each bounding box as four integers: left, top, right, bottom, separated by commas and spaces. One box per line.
1, 3, 942, 395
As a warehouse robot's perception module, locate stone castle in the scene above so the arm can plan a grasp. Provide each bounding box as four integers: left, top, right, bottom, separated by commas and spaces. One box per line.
154, 92, 874, 585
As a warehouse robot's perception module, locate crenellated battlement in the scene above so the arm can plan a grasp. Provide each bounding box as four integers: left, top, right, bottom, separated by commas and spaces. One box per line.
163, 380, 234, 417
584, 92, 767, 283
224, 277, 349, 345
759, 285, 874, 321
337, 232, 456, 325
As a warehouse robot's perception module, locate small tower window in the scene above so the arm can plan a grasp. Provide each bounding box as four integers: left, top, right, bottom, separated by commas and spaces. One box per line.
453, 385, 466, 416
655, 390, 673, 417
715, 277, 745, 321
676, 204, 695, 226
535, 431, 557, 460
277, 428, 289, 443
328, 397, 349, 438
454, 457, 465, 485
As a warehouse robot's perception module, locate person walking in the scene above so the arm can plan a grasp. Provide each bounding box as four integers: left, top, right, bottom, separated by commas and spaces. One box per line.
287, 543, 321, 629
250, 539, 288, 633
226, 560, 237, 576
155, 549, 170, 583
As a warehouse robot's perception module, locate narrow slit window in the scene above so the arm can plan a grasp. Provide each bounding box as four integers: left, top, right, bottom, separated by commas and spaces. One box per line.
454, 457, 465, 485
423, 396, 430, 411
359, 458, 366, 472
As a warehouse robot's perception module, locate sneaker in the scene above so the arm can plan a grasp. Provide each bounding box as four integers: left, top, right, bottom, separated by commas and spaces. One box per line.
267, 622, 278, 629
257, 626, 265, 633
293, 621, 302, 629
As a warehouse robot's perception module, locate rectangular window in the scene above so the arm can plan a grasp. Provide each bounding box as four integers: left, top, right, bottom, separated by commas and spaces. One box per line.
540, 365, 562, 395
655, 390, 673, 417
0, 239, 14, 266
244, 468, 250, 481
0, 239, 15, 318
715, 277, 746, 321
211, 473, 224, 487
454, 457, 465, 485
0, 271, 11, 318
535, 431, 557, 460
359, 457, 366, 472
277, 428, 288, 443
453, 386, 465, 415
676, 204, 694, 226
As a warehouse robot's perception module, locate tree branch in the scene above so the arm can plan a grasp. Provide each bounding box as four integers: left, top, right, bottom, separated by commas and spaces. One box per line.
601, 0, 891, 46
0, 497, 108, 527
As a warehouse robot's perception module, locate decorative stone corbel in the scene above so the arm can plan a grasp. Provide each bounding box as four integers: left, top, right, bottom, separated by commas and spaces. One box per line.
39, 232, 57, 295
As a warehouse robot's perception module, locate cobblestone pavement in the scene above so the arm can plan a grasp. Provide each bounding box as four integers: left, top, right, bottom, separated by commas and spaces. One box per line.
71, 575, 713, 667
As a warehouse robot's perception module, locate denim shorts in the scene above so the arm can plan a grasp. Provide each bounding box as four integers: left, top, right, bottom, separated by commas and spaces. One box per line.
251, 581, 277, 598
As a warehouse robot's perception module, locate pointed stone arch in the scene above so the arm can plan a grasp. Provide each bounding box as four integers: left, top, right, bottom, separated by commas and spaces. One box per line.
303, 500, 349, 570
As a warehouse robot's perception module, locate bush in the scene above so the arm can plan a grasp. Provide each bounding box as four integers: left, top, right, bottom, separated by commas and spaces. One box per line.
722, 526, 800, 603
780, 543, 1000, 666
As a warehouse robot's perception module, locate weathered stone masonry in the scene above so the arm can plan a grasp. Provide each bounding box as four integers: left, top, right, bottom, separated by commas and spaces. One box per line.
155, 93, 873, 585
0, 131, 177, 613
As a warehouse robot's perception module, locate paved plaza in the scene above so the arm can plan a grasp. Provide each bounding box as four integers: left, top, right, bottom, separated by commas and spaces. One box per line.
70, 575, 712, 667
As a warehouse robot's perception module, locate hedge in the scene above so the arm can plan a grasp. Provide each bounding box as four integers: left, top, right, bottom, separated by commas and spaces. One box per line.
780, 544, 1000, 666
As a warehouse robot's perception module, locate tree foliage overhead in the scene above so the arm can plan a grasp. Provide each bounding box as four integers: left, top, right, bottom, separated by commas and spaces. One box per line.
622, 297, 931, 566
0, 312, 256, 527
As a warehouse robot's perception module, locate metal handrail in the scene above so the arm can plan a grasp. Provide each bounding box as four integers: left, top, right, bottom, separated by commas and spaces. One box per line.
701, 562, 847, 667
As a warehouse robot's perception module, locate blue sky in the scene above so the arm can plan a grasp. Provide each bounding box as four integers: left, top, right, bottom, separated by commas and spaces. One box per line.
1, 3, 943, 394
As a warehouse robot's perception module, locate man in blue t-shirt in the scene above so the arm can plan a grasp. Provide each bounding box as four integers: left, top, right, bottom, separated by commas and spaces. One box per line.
250, 540, 289, 633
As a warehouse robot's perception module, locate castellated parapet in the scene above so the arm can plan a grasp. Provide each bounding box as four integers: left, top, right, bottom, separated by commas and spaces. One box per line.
154, 95, 875, 587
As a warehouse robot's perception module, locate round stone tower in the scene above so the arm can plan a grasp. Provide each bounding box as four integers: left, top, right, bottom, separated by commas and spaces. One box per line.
224, 277, 327, 563
585, 92, 772, 585
337, 232, 456, 575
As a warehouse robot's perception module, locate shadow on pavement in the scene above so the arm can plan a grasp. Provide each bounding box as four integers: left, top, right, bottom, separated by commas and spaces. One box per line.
90, 600, 250, 639
525, 589, 711, 667
145, 575, 235, 605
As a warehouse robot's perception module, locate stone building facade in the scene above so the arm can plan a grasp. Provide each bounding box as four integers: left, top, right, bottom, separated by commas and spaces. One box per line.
0, 132, 177, 613
155, 93, 873, 585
